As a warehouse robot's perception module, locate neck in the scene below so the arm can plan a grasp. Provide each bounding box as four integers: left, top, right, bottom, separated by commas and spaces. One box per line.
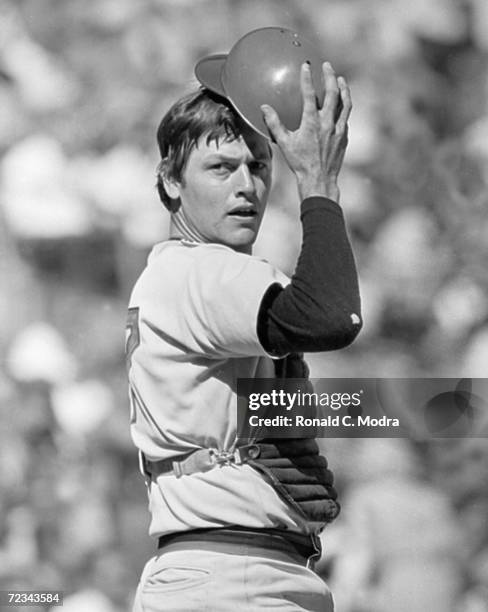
169, 212, 206, 244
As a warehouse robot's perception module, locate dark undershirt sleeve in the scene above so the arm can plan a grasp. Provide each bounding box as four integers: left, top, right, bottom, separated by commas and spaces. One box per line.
257, 196, 362, 356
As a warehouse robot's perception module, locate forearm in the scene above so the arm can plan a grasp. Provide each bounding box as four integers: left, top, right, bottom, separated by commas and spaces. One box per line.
257, 196, 362, 355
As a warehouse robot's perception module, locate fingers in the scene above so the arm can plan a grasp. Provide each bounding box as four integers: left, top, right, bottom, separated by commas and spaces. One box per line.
261, 104, 287, 144
299, 62, 318, 123
320, 62, 340, 125
335, 76, 352, 135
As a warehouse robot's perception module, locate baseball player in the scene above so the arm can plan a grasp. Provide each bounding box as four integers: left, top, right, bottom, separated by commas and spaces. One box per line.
127, 60, 361, 611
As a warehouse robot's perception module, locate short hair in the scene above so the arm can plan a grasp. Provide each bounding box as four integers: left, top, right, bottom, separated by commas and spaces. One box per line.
156, 88, 243, 211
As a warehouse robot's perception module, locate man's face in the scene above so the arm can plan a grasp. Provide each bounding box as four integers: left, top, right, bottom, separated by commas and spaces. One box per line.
170, 125, 272, 252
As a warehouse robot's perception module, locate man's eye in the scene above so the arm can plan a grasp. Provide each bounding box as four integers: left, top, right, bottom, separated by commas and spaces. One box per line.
250, 162, 268, 173
211, 163, 233, 173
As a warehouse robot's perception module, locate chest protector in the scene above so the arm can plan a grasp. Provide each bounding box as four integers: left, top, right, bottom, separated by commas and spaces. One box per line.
247, 438, 340, 524
246, 352, 340, 524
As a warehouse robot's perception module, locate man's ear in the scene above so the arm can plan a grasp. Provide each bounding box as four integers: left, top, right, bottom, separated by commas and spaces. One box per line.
163, 177, 181, 200
157, 160, 181, 200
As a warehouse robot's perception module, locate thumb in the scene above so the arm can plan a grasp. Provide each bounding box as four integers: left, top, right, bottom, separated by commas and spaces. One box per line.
261, 104, 286, 143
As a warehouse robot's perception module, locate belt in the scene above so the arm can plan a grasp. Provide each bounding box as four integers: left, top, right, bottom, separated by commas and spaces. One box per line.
140, 444, 262, 479
157, 527, 322, 570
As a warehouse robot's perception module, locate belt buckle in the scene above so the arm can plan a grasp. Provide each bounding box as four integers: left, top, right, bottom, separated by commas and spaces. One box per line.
209, 449, 237, 466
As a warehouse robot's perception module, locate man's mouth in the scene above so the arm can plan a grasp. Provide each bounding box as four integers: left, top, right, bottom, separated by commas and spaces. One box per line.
228, 207, 258, 217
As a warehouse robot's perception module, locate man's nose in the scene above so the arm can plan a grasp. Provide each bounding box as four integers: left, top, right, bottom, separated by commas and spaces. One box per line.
233, 165, 255, 196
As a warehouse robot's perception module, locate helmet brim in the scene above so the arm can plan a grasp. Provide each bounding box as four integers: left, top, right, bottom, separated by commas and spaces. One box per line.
195, 51, 272, 140
194, 54, 227, 97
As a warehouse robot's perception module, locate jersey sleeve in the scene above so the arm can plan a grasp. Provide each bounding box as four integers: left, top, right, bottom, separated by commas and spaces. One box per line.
257, 197, 362, 355
180, 245, 290, 359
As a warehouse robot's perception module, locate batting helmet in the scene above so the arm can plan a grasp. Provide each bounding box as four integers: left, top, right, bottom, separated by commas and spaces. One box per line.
195, 27, 326, 139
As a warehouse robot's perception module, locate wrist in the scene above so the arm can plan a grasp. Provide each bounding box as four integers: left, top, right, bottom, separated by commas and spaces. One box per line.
296, 171, 324, 200
297, 177, 340, 203
324, 182, 340, 203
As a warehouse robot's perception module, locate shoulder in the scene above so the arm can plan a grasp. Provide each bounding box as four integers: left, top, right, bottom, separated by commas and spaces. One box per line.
133, 240, 290, 300
149, 240, 285, 277
188, 243, 290, 289
146, 239, 244, 265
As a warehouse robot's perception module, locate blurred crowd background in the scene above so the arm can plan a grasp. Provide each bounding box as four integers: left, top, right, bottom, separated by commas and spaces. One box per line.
1, 0, 488, 610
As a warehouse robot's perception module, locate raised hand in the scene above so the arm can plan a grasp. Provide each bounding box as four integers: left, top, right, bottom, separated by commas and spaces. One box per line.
261, 61, 351, 203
